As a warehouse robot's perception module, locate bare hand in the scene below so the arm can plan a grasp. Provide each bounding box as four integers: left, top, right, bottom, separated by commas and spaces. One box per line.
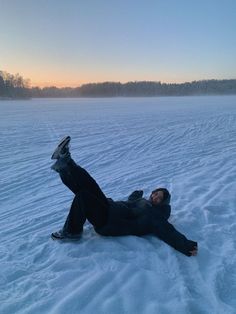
189, 246, 198, 256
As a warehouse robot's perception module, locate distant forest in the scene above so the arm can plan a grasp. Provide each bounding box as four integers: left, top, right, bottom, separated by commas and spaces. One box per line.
1, 70, 236, 99
0, 70, 30, 98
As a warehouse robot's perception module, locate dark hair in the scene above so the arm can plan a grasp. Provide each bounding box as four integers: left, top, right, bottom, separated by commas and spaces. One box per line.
152, 188, 171, 204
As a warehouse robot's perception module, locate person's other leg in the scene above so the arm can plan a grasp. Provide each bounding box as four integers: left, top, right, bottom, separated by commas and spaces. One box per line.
62, 194, 86, 235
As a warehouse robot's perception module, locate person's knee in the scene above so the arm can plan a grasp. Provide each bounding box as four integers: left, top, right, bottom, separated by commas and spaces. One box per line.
76, 190, 96, 208
77, 189, 91, 199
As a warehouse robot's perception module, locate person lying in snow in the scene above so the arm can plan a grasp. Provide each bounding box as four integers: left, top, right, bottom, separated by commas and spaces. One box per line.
51, 136, 198, 257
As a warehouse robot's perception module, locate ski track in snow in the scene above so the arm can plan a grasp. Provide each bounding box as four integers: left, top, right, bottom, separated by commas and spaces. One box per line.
0, 96, 236, 314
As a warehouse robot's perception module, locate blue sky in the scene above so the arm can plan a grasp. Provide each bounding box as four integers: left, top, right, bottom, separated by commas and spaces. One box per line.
0, 0, 235, 87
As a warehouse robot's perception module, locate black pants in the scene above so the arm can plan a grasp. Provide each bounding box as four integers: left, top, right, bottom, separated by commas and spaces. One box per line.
59, 159, 109, 234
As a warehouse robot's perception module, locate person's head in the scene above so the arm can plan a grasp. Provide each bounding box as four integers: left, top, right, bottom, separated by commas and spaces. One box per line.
149, 188, 171, 205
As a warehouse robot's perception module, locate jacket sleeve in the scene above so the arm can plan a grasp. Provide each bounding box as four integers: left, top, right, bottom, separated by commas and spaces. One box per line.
158, 204, 171, 220
128, 190, 143, 201
153, 219, 198, 257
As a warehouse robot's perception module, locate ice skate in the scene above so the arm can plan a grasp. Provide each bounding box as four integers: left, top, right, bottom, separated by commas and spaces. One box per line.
51, 136, 71, 160
51, 229, 82, 241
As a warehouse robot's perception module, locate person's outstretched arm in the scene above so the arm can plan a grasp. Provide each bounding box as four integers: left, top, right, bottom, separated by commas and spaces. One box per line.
153, 219, 198, 257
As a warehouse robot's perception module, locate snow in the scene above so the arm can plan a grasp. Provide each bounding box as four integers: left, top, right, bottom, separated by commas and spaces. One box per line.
0, 96, 236, 314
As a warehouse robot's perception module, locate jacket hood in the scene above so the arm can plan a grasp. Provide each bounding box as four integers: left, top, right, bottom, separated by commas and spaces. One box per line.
152, 188, 171, 205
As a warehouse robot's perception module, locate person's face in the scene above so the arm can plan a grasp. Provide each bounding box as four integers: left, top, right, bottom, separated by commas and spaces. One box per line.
150, 190, 164, 205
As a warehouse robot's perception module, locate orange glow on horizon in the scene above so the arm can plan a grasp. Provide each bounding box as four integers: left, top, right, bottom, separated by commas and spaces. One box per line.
3, 66, 216, 88
32, 80, 84, 88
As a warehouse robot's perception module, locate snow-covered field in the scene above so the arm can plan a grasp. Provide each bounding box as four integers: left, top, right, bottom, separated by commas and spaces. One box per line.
1, 96, 236, 314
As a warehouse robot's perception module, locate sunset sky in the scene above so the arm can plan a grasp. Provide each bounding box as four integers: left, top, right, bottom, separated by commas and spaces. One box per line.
0, 0, 235, 87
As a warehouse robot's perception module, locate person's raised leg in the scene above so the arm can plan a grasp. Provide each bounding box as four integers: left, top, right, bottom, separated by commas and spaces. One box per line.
51, 136, 108, 205
78, 190, 109, 229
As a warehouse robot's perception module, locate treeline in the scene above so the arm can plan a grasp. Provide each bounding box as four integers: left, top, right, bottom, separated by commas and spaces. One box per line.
0, 71, 30, 98
1, 70, 236, 98
31, 80, 236, 97
77, 80, 236, 97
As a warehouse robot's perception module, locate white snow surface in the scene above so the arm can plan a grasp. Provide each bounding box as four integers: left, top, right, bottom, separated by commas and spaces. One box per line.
1, 96, 236, 314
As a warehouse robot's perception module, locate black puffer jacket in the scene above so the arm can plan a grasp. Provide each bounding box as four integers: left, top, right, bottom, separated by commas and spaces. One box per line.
96, 190, 197, 257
